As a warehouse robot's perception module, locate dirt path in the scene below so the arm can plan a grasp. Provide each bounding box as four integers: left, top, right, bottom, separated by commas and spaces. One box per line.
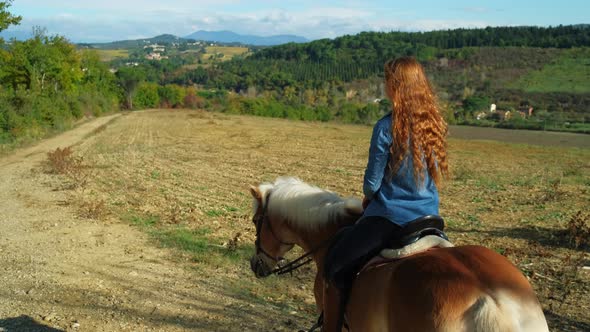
0, 114, 274, 332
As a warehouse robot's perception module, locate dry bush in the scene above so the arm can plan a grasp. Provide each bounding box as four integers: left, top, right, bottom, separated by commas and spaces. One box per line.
538, 177, 563, 203
163, 199, 198, 224
46, 147, 91, 189
224, 232, 242, 252
567, 211, 590, 249
78, 199, 107, 220
46, 147, 76, 174
167, 202, 183, 224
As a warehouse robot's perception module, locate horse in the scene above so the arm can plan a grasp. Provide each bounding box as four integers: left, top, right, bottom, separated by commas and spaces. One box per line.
248, 177, 549, 332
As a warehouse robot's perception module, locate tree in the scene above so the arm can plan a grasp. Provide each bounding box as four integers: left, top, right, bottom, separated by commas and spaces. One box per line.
116, 67, 145, 109
1, 29, 82, 93
0, 1, 21, 34
134, 82, 160, 109
462, 96, 490, 113
81, 50, 117, 93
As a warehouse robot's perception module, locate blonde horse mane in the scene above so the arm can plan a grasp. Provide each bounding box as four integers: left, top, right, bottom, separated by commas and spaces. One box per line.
253, 177, 363, 230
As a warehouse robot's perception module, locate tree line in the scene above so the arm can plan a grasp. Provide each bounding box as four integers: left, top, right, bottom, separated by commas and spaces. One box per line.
252, 26, 590, 63
169, 26, 589, 130
0, 29, 119, 145
2, 0, 589, 140
177, 25, 590, 92
0, 1, 120, 145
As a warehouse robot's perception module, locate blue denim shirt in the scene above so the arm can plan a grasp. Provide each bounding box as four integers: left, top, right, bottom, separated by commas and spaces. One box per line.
362, 113, 439, 226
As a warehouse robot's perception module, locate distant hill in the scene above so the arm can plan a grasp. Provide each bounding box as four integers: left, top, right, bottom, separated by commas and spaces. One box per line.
79, 31, 307, 49
185, 30, 308, 46
197, 25, 590, 120
83, 34, 189, 49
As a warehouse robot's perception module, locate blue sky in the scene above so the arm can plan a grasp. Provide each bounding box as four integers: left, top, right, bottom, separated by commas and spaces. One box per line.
2, 0, 589, 42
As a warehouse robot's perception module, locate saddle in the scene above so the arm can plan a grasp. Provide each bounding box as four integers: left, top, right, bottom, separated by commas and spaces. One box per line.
357, 215, 453, 273
313, 215, 451, 332
389, 215, 448, 248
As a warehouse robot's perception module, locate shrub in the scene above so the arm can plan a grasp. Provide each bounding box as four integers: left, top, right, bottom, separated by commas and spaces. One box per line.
183, 87, 205, 109
158, 84, 186, 108
46, 147, 90, 188
567, 211, 589, 249
134, 82, 160, 109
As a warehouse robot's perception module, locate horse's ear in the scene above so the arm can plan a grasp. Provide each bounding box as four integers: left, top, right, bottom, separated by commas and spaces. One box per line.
249, 185, 262, 202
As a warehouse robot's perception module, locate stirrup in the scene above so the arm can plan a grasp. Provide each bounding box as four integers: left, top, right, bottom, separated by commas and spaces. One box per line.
301, 311, 323, 332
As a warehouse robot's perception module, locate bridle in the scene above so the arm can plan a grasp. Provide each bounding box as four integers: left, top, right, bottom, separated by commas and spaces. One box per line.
253, 191, 331, 276
254, 191, 295, 262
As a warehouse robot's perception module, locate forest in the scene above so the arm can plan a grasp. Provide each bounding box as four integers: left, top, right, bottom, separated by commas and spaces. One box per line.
2, 0, 590, 148
173, 26, 590, 131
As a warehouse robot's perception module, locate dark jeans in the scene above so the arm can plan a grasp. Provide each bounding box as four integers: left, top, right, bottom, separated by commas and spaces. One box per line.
324, 216, 401, 291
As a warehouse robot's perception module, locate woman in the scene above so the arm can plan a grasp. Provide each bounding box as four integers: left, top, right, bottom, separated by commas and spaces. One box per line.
322, 57, 449, 331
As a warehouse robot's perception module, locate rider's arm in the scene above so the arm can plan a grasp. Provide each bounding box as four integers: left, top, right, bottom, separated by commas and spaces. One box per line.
363, 123, 390, 200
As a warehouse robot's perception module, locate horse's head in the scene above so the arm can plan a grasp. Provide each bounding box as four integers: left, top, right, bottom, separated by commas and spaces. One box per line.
249, 184, 297, 278
248, 177, 364, 278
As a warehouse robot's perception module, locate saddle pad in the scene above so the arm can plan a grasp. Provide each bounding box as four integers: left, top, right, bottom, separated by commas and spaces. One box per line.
380, 235, 454, 259
358, 235, 454, 275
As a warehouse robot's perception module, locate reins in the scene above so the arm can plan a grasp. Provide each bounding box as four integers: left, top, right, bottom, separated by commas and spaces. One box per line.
254, 191, 335, 276
272, 240, 327, 275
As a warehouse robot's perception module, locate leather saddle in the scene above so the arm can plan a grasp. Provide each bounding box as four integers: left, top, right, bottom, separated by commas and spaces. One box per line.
388, 214, 448, 249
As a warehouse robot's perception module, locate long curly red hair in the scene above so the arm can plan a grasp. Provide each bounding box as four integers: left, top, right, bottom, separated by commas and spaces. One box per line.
384, 57, 448, 187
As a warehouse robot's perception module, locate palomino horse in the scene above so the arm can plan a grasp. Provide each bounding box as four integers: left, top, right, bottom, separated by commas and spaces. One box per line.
249, 177, 549, 332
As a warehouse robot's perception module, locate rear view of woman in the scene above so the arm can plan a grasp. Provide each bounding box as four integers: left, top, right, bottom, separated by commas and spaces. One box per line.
323, 56, 449, 331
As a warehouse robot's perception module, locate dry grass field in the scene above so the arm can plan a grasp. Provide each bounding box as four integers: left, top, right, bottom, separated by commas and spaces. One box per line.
64, 109, 589, 331
203, 46, 249, 61
94, 49, 130, 62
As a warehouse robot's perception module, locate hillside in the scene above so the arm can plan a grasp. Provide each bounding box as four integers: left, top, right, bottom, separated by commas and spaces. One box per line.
78, 31, 309, 50
185, 30, 308, 46
183, 26, 590, 127
65, 25, 590, 133
511, 48, 590, 94
81, 34, 189, 49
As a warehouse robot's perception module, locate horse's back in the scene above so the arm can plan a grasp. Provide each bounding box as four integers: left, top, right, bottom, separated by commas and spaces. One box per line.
348, 245, 548, 332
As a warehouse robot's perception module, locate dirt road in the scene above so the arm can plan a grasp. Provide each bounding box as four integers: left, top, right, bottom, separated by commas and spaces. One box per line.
0, 114, 281, 332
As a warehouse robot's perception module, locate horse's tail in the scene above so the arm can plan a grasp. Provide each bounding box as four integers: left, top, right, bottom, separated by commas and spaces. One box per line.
465, 293, 548, 332
343, 197, 363, 216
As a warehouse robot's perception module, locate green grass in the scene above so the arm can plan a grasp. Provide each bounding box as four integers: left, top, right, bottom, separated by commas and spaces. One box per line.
124, 213, 160, 227
153, 227, 252, 264
512, 48, 590, 93
206, 209, 225, 217
155, 227, 211, 255
122, 211, 252, 265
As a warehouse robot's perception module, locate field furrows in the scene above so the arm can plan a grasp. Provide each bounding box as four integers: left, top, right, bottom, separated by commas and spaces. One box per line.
3, 110, 587, 331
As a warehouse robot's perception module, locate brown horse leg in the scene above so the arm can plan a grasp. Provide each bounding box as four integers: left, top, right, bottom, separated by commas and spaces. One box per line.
314, 273, 324, 312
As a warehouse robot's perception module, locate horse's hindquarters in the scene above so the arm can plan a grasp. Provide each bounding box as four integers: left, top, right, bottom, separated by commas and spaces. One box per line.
463, 291, 548, 332
346, 246, 548, 332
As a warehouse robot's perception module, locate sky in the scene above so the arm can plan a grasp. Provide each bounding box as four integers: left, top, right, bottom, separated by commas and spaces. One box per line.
2, 0, 589, 43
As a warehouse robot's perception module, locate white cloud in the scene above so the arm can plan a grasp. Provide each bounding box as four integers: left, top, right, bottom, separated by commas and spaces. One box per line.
14, 0, 241, 13
4, 5, 491, 42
